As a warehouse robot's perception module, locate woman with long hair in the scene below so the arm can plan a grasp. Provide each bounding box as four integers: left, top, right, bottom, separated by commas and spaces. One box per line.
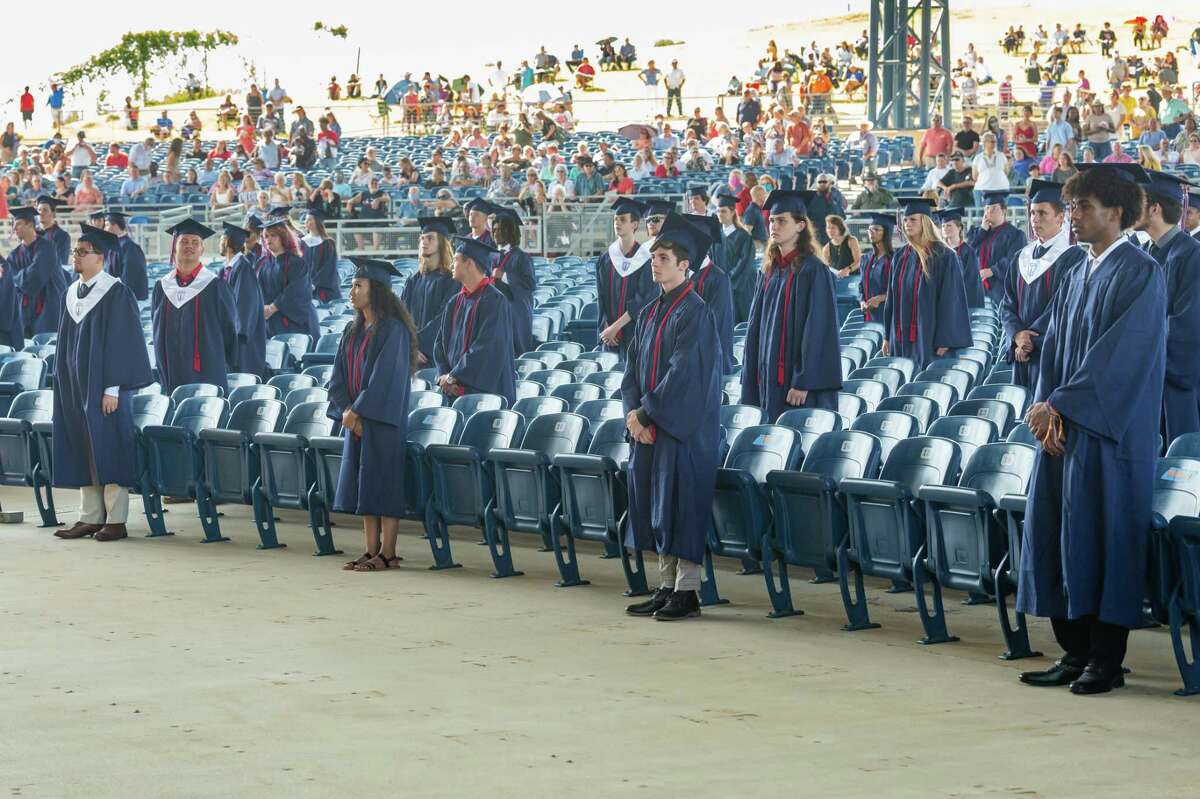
715, 193, 757, 323
740, 190, 843, 420
209, 170, 237, 210
881, 198, 972, 368
822, 214, 862, 279
330, 257, 418, 573
302, 207, 341, 303
259, 219, 320, 339
935, 207, 985, 308
486, 202, 538, 357
855, 212, 895, 322
401, 217, 459, 365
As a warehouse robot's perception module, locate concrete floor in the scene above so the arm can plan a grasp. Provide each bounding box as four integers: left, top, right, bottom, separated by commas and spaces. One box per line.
2, 485, 1197, 799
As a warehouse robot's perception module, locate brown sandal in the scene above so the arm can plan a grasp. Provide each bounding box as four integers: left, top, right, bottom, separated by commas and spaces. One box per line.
355, 554, 402, 572
343, 552, 376, 571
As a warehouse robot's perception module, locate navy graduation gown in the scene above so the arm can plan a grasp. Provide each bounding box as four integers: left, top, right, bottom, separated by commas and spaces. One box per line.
493, 245, 537, 357
400, 269, 458, 361
223, 254, 268, 378
53, 274, 154, 487
741, 203, 768, 243
0, 265, 25, 350
966, 222, 1026, 306
40, 225, 71, 266
951, 241, 985, 308
302, 237, 342, 303
621, 282, 722, 564
259, 252, 321, 339
691, 259, 737, 374
472, 229, 496, 249
596, 245, 656, 359
1151, 231, 1200, 442
433, 280, 516, 406
857, 250, 891, 322
883, 243, 972, 370
151, 268, 238, 394
327, 316, 412, 517
1000, 239, 1083, 391
717, 226, 757, 323
7, 237, 67, 335
1017, 240, 1166, 629
740, 251, 843, 421
109, 235, 149, 301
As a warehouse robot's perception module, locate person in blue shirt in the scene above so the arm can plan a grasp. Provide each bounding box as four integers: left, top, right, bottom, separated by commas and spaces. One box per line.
47, 83, 64, 129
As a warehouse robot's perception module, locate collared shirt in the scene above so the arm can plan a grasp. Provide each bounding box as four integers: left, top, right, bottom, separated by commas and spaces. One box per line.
1153, 225, 1181, 254
1086, 236, 1128, 277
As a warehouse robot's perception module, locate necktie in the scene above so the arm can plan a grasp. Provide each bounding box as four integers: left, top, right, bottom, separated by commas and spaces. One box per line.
76, 282, 93, 299
1150, 243, 1162, 260
1032, 244, 1048, 259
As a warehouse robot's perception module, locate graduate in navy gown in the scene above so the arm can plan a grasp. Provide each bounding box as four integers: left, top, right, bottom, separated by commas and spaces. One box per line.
683, 212, 737, 374
105, 211, 150, 301
965, 190, 1027, 307
936, 208, 985, 308
853, 212, 895, 323
402, 217, 459, 366
1001, 180, 1083, 392
881, 198, 972, 370
219, 222, 268, 378
1186, 189, 1200, 241
35, 195, 72, 266
1017, 163, 1166, 695
642, 198, 675, 240
464, 198, 496, 248
0, 257, 25, 352
52, 224, 153, 542
433, 237, 516, 406
621, 212, 723, 621
715, 193, 758, 323
259, 218, 321, 340
328, 257, 417, 573
1132, 168, 1200, 442
740, 190, 843, 421
4, 206, 68, 336
484, 201, 538, 357
301, 206, 342, 303
151, 219, 238, 394
596, 197, 656, 359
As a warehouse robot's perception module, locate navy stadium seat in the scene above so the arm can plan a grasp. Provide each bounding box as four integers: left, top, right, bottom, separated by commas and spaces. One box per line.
865, 356, 916, 382
576, 351, 620, 371
451, 393, 507, 417
409, 390, 444, 412
841, 379, 887, 412
850, 410, 919, 463
141, 396, 229, 537
302, 364, 335, 385
1006, 422, 1038, 446
251, 401, 335, 550
774, 408, 842, 452
719, 405, 765, 448
513, 380, 543, 400
948, 398, 1012, 438
229, 384, 282, 409
527, 369, 574, 392
513, 395, 568, 419
226, 373, 261, 389
837, 393, 867, 426
897, 381, 957, 416
1147, 459, 1200, 694
558, 359, 601, 381
537, 341, 584, 360
575, 398, 623, 435
916, 367, 972, 402
848, 366, 904, 397
550, 382, 603, 411
583, 370, 623, 397
401, 406, 465, 521
267, 373, 317, 396
928, 415, 998, 469
271, 333, 313, 370
0, 390, 55, 525
284, 387, 329, 413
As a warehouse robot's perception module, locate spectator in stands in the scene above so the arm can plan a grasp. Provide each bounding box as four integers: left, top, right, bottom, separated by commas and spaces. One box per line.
347, 175, 389, 250
311, 180, 343, 219
847, 121, 879, 173
972, 133, 1010, 206
954, 117, 981, 157
654, 124, 680, 151
208, 170, 236, 209
807, 175, 845, 247
916, 113, 954, 168
239, 175, 261, 211
680, 140, 714, 172
822, 214, 862, 278
290, 128, 317, 169
940, 152, 976, 207
618, 38, 636, 69
289, 107, 315, 145
1181, 134, 1200, 165
851, 173, 897, 210
653, 149, 680, 178
487, 165, 521, 199
575, 58, 596, 90
73, 171, 103, 209
128, 137, 154, 172
120, 166, 148, 201
920, 152, 952, 199
736, 89, 761, 129
104, 143, 128, 169
764, 137, 795, 167
606, 163, 635, 196
572, 158, 605, 199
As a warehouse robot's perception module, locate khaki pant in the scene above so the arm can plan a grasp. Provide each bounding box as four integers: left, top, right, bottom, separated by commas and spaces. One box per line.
79, 484, 130, 525
659, 555, 702, 591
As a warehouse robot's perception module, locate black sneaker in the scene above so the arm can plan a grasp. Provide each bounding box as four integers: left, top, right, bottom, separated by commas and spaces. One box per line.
653, 590, 701, 621
626, 586, 674, 617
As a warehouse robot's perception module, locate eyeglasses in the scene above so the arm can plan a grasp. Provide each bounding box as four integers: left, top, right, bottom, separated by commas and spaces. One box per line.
72, 248, 99, 257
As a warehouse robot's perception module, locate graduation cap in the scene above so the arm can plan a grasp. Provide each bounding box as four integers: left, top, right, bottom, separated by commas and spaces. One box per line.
419, 216, 457, 238
980, 189, 1016, 207
348, 255, 402, 284
642, 198, 676, 218
165, 218, 216, 240
1028, 179, 1065, 206
464, 197, 490, 215
857, 211, 896, 232
77, 222, 119, 256
488, 203, 522, 226
682, 213, 722, 249
9, 207, 37, 222
269, 206, 293, 218
933, 207, 966, 224
612, 197, 648, 219
714, 193, 737, 209
305, 204, 327, 222
896, 195, 937, 217
763, 189, 814, 217
686, 183, 710, 201
106, 210, 131, 228
222, 222, 250, 250
87, 209, 107, 222
1140, 169, 1195, 205
452, 235, 499, 273
1076, 162, 1149, 184
263, 218, 292, 232
651, 212, 705, 266
35, 195, 64, 210
245, 216, 265, 232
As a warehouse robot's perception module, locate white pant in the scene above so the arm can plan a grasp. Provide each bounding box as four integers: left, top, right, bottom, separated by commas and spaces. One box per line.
80, 484, 129, 525
659, 555, 701, 591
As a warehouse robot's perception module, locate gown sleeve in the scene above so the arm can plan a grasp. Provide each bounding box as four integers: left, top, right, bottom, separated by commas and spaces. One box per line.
124, 241, 149, 301
101, 286, 154, 390
932, 248, 972, 351
213, 279, 240, 366
620, 309, 645, 415
448, 292, 513, 391
352, 319, 411, 426
793, 264, 843, 391
265, 254, 315, 324
326, 329, 352, 421
739, 275, 765, 406
640, 300, 721, 441
14, 245, 58, 298
1165, 244, 1200, 390
1000, 254, 1022, 351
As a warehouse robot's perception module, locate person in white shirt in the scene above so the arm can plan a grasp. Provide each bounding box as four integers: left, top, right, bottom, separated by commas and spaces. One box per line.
488, 61, 510, 98
128, 137, 154, 172
68, 132, 96, 178
971, 131, 1009, 206
921, 151, 952, 197
268, 80, 288, 112
664, 60, 686, 117
257, 130, 281, 170
653, 124, 680, 150
764, 137, 795, 167
680, 140, 714, 171
550, 165, 576, 199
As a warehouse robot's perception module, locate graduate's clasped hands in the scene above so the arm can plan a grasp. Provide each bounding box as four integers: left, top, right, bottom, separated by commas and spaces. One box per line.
625, 409, 656, 445
1013, 329, 1040, 363
1026, 401, 1065, 457
341, 407, 363, 439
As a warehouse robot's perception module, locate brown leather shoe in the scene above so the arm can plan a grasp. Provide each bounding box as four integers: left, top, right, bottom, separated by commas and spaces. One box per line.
94, 524, 128, 542
55, 522, 103, 539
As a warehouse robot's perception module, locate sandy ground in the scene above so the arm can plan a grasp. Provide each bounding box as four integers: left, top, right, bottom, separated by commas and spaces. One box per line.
2, 483, 1198, 798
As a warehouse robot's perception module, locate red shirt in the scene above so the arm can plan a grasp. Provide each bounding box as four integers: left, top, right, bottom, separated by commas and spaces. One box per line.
610, 176, 634, 194
578, 63, 595, 77
19, 92, 34, 113
317, 129, 340, 146
921, 126, 954, 157
106, 153, 129, 168
787, 120, 812, 156
654, 164, 679, 177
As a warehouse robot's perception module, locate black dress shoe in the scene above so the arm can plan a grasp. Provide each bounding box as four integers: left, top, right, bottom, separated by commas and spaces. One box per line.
626, 587, 673, 617
1070, 664, 1126, 695
1019, 660, 1085, 687
654, 590, 701, 621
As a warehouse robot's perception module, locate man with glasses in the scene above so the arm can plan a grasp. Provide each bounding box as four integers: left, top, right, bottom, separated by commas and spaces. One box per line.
53, 223, 153, 542
939, 152, 976, 207
807, 174, 845, 247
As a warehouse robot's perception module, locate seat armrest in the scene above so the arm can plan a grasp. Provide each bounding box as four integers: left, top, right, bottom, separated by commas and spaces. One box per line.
553, 453, 618, 473
997, 493, 1028, 514
765, 469, 838, 495
917, 485, 993, 509
839, 477, 908, 502
488, 447, 551, 469
425, 443, 483, 465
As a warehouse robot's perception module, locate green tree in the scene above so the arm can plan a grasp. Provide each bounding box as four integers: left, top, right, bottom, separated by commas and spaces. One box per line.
313, 21, 349, 39
57, 30, 239, 104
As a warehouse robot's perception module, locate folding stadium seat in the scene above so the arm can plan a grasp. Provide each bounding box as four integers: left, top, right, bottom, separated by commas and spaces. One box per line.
272, 333, 313, 371
486, 413, 589, 582
550, 382, 603, 411
916, 367, 973, 403
929, 356, 982, 385
399, 406, 466, 522
300, 333, 342, 369
228, 384, 281, 410
967, 383, 1029, 421
841, 379, 887, 413
30, 332, 56, 346
709, 424, 806, 597
141, 397, 229, 538
848, 366, 904, 397
576, 351, 620, 371
844, 335, 878, 360
267, 373, 317, 396
527, 369, 574, 393
529, 351, 565, 368
415, 367, 439, 386
514, 380, 543, 400
194, 399, 287, 543
251, 401, 336, 550
1168, 433, 1200, 458
840, 344, 867, 371
574, 399, 623, 441
720, 405, 765, 448
515, 358, 545, 377
169, 383, 223, 418
0, 358, 49, 415
1146, 459, 1200, 694
928, 415, 997, 469
0, 390, 54, 525
422, 409, 526, 570
284, 387, 329, 414
264, 339, 287, 374
451, 393, 507, 418
558, 359, 601, 382
913, 442, 1037, 645
850, 327, 884, 350
947, 398, 1013, 439
513, 395, 568, 420
762, 431, 882, 616
865, 356, 916, 383
775, 408, 842, 451
896, 381, 957, 416
851, 410, 920, 463
837, 393, 868, 427
227, 373, 261, 390
302, 364, 335, 386
837, 436, 962, 630
983, 368, 1015, 386
583, 370, 623, 397
840, 356, 855, 380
